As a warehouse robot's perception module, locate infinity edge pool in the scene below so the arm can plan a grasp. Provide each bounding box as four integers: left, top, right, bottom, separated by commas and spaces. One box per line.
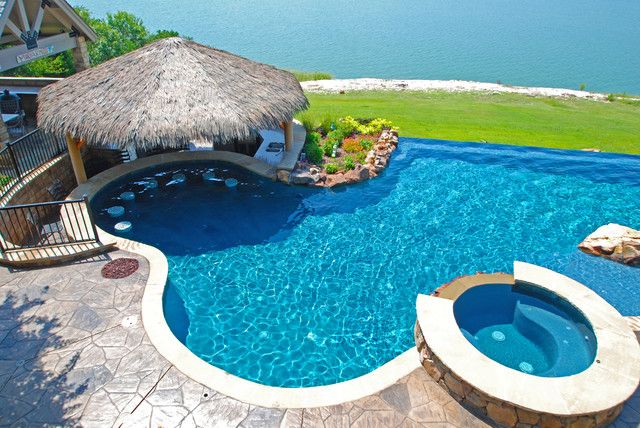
65, 142, 640, 409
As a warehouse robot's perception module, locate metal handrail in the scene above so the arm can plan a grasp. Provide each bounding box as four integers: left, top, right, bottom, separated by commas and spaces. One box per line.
0, 198, 84, 209
0, 128, 68, 199
0, 195, 98, 252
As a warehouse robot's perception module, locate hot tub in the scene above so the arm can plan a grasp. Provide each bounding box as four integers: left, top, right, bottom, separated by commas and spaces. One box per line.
454, 283, 596, 377
415, 262, 640, 428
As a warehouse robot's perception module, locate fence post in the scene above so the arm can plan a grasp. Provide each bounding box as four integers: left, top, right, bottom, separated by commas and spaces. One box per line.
83, 195, 100, 242
6, 144, 21, 179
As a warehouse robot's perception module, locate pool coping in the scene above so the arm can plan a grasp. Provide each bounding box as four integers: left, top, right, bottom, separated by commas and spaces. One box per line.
416, 261, 640, 416
67, 151, 421, 409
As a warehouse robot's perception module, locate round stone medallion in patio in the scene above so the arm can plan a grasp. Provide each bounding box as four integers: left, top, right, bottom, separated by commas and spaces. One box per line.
101, 258, 140, 279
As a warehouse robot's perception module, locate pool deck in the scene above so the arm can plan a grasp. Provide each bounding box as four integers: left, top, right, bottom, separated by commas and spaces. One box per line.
0, 254, 638, 427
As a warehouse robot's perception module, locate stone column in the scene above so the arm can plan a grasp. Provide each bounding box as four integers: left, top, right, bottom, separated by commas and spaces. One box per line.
0, 121, 10, 148
72, 36, 91, 73
66, 133, 87, 185
283, 120, 294, 151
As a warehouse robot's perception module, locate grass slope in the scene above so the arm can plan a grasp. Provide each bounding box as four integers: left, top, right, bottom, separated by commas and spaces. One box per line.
299, 91, 640, 154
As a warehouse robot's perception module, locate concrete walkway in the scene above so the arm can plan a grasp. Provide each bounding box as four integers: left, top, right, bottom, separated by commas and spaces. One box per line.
0, 253, 637, 427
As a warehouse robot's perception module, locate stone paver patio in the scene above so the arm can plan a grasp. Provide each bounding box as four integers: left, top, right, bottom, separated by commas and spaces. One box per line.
0, 252, 638, 427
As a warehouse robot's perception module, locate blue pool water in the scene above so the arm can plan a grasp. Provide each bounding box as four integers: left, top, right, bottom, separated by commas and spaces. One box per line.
93, 138, 640, 387
71, 0, 640, 93
454, 284, 597, 377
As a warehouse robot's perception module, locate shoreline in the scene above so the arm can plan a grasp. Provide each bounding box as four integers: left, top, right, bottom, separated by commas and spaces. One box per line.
301, 78, 615, 100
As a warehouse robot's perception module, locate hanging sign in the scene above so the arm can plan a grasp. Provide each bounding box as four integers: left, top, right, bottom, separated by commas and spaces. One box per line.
16, 46, 54, 64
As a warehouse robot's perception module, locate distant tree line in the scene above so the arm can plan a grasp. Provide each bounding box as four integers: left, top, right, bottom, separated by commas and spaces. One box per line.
1, 8, 183, 77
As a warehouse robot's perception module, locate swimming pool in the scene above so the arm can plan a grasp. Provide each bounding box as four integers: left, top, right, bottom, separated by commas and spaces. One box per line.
454, 283, 596, 377
93, 138, 640, 387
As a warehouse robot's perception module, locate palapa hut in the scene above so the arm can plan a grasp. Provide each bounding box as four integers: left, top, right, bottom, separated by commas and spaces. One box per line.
36, 37, 309, 184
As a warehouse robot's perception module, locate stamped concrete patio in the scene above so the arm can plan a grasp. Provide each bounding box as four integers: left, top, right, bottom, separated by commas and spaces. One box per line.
0, 252, 638, 427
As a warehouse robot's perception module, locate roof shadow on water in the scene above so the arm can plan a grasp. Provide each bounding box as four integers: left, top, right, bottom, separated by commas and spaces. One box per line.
0, 290, 88, 425
92, 159, 404, 257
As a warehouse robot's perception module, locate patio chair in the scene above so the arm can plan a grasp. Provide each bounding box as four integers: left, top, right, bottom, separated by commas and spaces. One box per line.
25, 210, 66, 246
0, 92, 26, 136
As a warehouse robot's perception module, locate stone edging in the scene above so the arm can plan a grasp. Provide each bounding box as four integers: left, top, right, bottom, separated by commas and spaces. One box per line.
65, 151, 421, 409
414, 262, 640, 427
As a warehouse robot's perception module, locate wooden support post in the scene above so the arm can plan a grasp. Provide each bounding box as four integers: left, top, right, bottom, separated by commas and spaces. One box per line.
284, 120, 293, 151
66, 132, 87, 185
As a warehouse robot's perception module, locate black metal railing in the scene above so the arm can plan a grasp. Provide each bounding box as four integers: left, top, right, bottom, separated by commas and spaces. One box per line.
0, 129, 67, 199
0, 196, 98, 252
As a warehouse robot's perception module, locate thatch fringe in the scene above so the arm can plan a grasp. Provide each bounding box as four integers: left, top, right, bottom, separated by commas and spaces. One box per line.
37, 37, 309, 148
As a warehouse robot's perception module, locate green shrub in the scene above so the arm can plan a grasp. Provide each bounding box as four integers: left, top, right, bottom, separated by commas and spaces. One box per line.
0, 175, 12, 187
323, 139, 339, 157
305, 131, 321, 145
579, 83, 586, 91
360, 138, 374, 151
304, 132, 323, 164
298, 112, 317, 133
319, 115, 336, 135
290, 70, 333, 82
362, 118, 395, 135
606, 94, 616, 102
326, 130, 344, 145
356, 152, 367, 164
343, 156, 356, 170
305, 143, 323, 164
337, 116, 362, 136
325, 163, 339, 174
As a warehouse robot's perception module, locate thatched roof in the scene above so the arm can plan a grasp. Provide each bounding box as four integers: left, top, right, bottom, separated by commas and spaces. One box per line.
37, 37, 309, 148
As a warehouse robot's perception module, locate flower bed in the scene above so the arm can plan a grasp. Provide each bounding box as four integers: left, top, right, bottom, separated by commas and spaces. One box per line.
290, 116, 399, 187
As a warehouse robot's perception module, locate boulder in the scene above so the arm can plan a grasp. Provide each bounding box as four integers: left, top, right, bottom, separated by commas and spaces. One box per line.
578, 223, 640, 266
289, 169, 319, 185
365, 150, 376, 165
356, 165, 370, 180
324, 173, 349, 187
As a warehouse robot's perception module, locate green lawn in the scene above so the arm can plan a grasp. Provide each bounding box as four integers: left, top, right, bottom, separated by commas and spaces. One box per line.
298, 91, 640, 154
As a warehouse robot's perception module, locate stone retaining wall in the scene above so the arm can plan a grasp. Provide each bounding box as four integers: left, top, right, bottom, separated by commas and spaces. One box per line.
414, 321, 623, 428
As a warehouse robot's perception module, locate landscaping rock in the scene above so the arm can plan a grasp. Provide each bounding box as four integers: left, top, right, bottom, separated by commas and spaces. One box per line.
578, 223, 640, 266
516, 408, 540, 425
289, 171, 318, 185
357, 165, 370, 180
486, 403, 518, 428
324, 173, 348, 187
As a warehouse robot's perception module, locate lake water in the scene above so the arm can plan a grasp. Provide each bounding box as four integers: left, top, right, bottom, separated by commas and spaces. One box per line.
71, 0, 640, 94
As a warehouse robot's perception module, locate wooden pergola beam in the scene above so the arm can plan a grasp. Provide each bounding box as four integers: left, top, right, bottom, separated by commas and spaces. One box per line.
0, 32, 77, 71
15, 0, 30, 32
4, 19, 23, 39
